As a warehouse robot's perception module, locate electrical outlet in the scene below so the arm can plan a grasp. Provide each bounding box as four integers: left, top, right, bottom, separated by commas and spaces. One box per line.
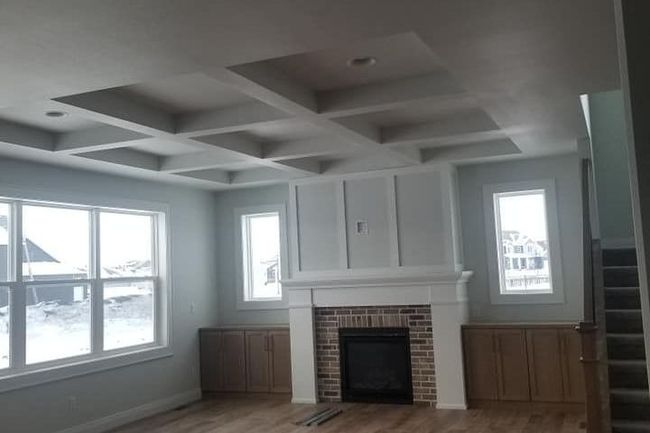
355, 220, 369, 235
68, 396, 78, 411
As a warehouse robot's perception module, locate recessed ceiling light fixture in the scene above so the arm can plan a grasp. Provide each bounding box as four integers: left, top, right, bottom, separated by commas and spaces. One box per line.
347, 56, 377, 68
45, 110, 68, 118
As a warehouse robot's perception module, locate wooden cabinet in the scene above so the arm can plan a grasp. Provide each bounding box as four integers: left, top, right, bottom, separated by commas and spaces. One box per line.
526, 329, 564, 402
462, 324, 584, 405
200, 327, 291, 395
464, 328, 498, 400
495, 329, 530, 401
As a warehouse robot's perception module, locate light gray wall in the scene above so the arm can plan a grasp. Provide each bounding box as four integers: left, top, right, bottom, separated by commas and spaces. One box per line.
458, 154, 583, 322
0, 158, 218, 433
214, 184, 289, 325
589, 89, 635, 245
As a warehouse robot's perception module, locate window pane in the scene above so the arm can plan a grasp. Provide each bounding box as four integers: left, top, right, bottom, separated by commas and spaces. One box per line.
0, 204, 11, 282
243, 212, 281, 300
26, 284, 91, 364
104, 280, 154, 350
22, 205, 90, 281
0, 287, 8, 369
100, 212, 154, 278
495, 190, 552, 294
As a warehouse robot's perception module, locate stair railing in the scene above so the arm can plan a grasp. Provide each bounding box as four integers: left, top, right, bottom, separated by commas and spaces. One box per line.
578, 157, 610, 433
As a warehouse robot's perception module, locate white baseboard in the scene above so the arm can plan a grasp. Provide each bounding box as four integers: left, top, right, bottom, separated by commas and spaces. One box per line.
55, 388, 202, 433
291, 397, 317, 404
436, 402, 467, 410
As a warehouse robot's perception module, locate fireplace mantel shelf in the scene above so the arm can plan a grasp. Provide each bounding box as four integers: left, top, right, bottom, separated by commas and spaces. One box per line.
282, 270, 473, 290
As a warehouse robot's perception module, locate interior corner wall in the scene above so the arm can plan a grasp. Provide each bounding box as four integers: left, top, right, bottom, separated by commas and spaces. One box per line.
214, 184, 290, 325
457, 154, 583, 322
0, 158, 218, 433
588, 89, 635, 247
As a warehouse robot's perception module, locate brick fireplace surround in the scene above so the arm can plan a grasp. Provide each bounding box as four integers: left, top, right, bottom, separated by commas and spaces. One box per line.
315, 305, 436, 405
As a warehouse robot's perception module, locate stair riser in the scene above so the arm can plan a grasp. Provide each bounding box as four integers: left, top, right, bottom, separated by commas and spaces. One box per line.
607, 311, 644, 334
609, 337, 647, 360
613, 424, 650, 433
606, 290, 642, 310
612, 403, 650, 422
605, 268, 640, 288
609, 364, 649, 389
604, 249, 638, 267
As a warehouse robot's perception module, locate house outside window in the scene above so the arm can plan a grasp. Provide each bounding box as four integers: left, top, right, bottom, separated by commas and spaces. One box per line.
236, 205, 288, 310
483, 180, 564, 304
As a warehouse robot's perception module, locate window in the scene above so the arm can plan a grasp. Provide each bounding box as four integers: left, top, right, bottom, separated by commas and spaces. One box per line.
0, 197, 167, 384
484, 180, 564, 304
242, 212, 281, 301
236, 205, 287, 308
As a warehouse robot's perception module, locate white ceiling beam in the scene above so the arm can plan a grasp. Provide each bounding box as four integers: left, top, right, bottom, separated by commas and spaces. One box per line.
54, 125, 150, 154
209, 66, 421, 165
77, 148, 161, 171
175, 101, 293, 137
318, 72, 472, 117
0, 119, 56, 151
421, 139, 521, 163
53, 91, 175, 134
159, 151, 244, 173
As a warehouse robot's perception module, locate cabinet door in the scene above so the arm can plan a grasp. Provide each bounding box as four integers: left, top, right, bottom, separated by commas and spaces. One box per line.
560, 328, 586, 402
246, 331, 271, 392
463, 328, 498, 400
526, 329, 564, 402
495, 329, 530, 401
269, 330, 292, 393
200, 331, 224, 391
222, 331, 247, 392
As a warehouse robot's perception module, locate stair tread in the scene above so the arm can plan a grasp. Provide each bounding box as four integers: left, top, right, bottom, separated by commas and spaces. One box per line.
611, 359, 648, 365
609, 333, 645, 338
612, 419, 650, 432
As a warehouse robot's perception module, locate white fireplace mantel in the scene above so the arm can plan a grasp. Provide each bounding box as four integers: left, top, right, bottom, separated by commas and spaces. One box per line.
284, 270, 473, 410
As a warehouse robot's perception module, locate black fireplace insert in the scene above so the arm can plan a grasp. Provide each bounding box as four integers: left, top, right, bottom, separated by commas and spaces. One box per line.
339, 327, 413, 404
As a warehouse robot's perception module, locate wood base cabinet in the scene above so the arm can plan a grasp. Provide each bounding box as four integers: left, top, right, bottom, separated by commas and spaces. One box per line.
200, 328, 291, 395
462, 324, 584, 405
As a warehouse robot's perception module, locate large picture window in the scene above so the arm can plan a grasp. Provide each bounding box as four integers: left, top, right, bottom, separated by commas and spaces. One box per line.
0, 197, 167, 383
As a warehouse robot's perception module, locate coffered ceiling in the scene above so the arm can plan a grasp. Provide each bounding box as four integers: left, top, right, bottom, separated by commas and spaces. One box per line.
0, 0, 619, 189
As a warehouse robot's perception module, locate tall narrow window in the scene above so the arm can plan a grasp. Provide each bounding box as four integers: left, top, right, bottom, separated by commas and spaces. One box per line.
0, 286, 8, 369
241, 212, 282, 301
493, 190, 552, 294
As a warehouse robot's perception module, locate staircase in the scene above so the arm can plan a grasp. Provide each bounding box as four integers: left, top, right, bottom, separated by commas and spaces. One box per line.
605, 248, 650, 433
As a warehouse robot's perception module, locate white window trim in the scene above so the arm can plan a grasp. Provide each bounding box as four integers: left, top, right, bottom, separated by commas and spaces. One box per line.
234, 204, 289, 310
483, 179, 565, 305
0, 185, 172, 394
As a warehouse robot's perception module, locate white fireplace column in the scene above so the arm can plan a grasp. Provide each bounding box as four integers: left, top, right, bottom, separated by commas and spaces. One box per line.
288, 288, 318, 404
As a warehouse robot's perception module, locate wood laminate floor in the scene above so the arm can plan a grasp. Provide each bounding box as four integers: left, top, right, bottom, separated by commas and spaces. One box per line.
111, 396, 586, 433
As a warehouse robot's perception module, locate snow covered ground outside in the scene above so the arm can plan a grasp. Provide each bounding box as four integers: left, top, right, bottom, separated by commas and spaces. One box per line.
0, 284, 153, 368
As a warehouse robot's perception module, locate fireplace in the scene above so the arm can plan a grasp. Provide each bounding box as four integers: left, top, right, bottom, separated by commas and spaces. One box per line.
339, 327, 413, 404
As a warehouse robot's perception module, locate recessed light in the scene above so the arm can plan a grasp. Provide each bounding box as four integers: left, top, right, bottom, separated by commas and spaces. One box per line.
45, 110, 68, 118
347, 56, 378, 68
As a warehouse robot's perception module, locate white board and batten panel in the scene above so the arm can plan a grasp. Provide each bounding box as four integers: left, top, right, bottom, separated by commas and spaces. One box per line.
288, 165, 463, 280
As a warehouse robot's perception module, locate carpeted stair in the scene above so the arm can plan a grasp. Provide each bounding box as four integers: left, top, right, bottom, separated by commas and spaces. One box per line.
605, 248, 650, 433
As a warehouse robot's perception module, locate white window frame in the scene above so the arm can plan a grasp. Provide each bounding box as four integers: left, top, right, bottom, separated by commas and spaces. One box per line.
0, 189, 171, 394
483, 179, 564, 304
235, 205, 288, 310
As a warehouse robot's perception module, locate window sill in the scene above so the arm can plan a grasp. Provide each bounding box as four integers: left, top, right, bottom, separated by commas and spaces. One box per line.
489, 291, 565, 305
0, 345, 172, 394
236, 298, 288, 311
